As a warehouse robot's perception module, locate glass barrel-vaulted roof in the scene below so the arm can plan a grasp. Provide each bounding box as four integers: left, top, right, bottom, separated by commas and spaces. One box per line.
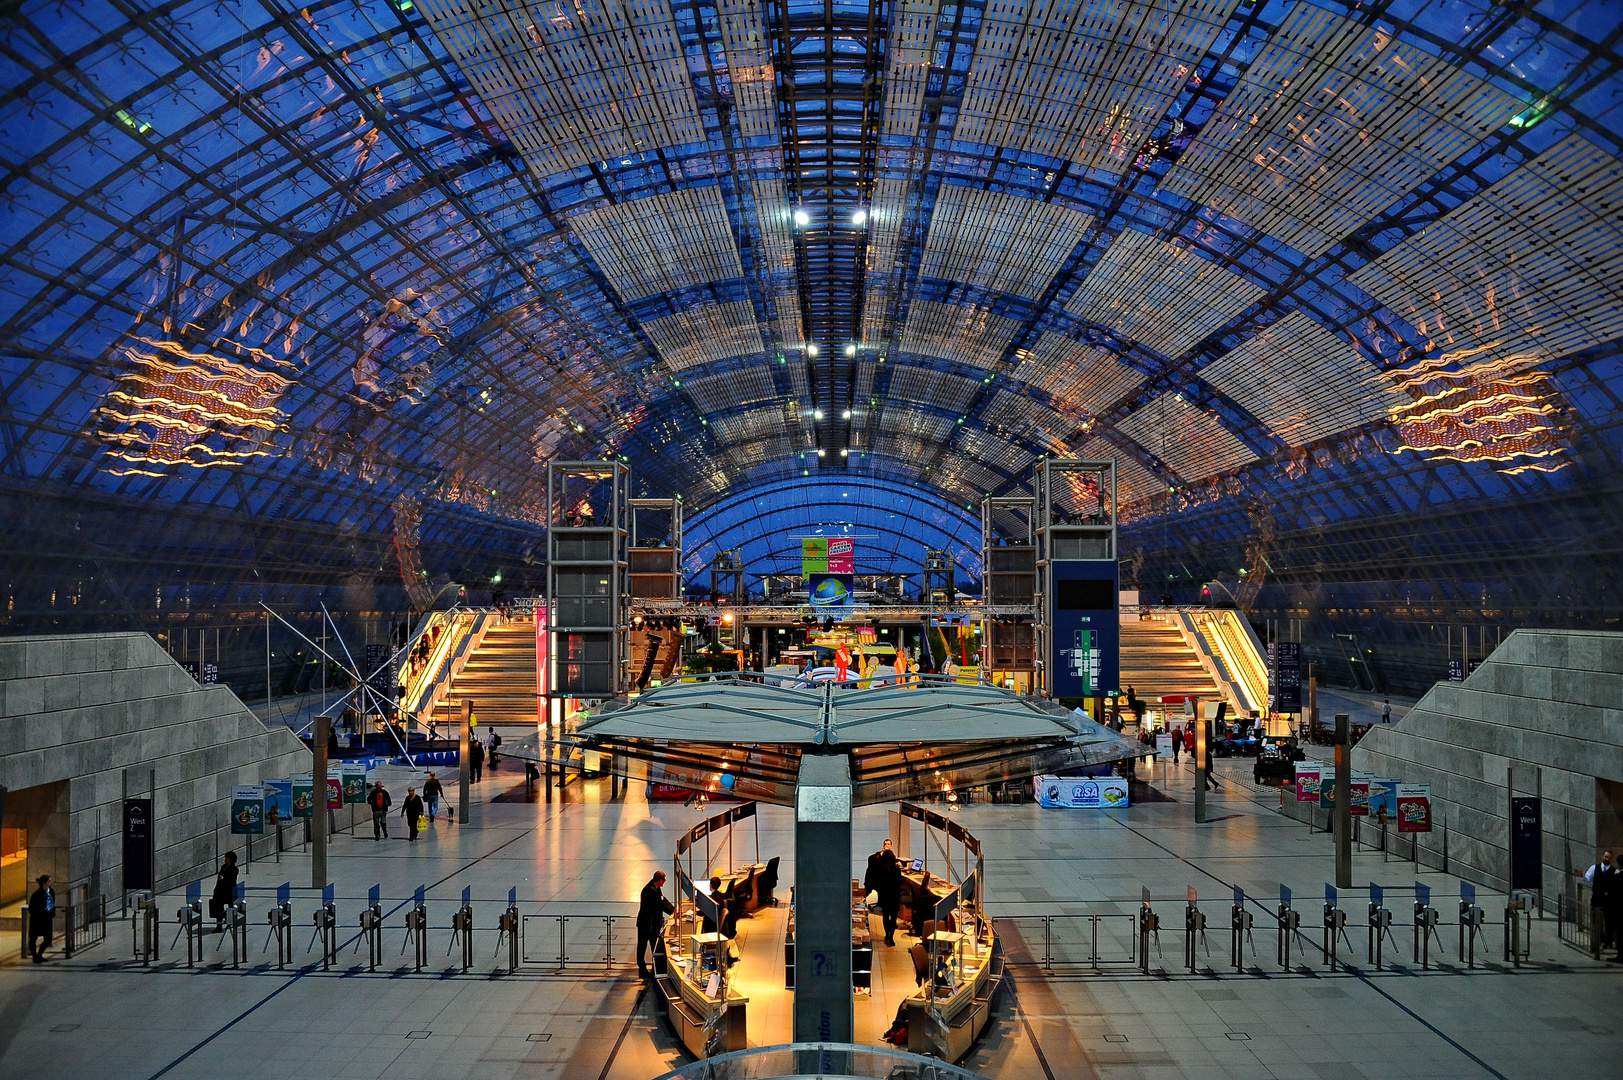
1, 0, 1622, 673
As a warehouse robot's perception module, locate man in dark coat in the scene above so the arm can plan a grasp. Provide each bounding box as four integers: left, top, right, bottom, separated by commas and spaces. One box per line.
469, 739, 485, 783
368, 782, 393, 839
401, 787, 425, 841
864, 839, 904, 946
27, 875, 54, 963
636, 870, 675, 977
209, 852, 238, 931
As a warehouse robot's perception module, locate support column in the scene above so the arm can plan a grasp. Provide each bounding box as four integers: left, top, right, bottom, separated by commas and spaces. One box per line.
1191, 698, 1206, 825
312, 713, 329, 888
1334, 713, 1351, 889
459, 699, 472, 825
793, 753, 853, 1045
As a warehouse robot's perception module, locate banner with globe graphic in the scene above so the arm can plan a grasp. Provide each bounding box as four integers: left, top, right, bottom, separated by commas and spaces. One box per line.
808, 573, 854, 607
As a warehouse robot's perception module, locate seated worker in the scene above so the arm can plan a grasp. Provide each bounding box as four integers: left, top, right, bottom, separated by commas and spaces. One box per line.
910, 876, 937, 938
703, 875, 738, 937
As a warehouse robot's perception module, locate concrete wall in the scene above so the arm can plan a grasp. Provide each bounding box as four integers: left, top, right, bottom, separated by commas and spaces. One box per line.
0, 632, 307, 903
1350, 629, 1623, 904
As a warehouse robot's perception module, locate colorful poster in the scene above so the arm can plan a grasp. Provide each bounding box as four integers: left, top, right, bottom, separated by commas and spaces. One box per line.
801, 537, 828, 574
1033, 775, 1130, 809
325, 775, 343, 810
827, 537, 855, 574
1369, 778, 1400, 821
265, 779, 292, 825
1319, 773, 1336, 809
535, 603, 549, 699
230, 786, 265, 834
1294, 762, 1322, 803
1350, 772, 1373, 817
1396, 784, 1432, 833
342, 766, 369, 805
291, 774, 314, 819
808, 573, 853, 608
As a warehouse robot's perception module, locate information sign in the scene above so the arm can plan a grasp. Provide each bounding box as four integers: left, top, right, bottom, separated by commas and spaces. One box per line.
1396, 784, 1432, 833
1510, 796, 1541, 890
1051, 560, 1119, 698
230, 786, 265, 834
202, 661, 219, 685
122, 797, 154, 890
1268, 642, 1301, 712
1155, 734, 1173, 760
1447, 659, 1465, 682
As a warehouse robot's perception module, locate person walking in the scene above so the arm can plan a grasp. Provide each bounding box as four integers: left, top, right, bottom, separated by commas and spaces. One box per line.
1171, 727, 1182, 764
368, 781, 392, 839
209, 852, 239, 932
402, 787, 425, 841
1583, 851, 1618, 956
863, 839, 904, 946
423, 772, 444, 823
27, 875, 54, 963
489, 730, 502, 771
636, 870, 676, 977
469, 738, 485, 783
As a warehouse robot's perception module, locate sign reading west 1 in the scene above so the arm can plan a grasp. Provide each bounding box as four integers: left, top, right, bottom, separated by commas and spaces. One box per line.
1050, 560, 1118, 699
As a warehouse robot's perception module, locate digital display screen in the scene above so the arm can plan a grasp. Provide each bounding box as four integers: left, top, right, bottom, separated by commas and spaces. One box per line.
1057, 579, 1115, 610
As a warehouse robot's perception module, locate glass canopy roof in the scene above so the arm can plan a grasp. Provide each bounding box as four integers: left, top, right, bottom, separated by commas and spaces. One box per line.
1, 0, 1620, 680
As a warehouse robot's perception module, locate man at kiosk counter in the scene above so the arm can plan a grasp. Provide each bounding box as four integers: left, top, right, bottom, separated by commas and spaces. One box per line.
864, 839, 903, 946
637, 870, 675, 978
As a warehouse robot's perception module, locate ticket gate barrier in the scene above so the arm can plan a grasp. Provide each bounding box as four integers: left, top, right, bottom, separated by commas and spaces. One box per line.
1413, 883, 1441, 970
404, 886, 429, 972
1183, 889, 1209, 974
1322, 884, 1349, 971
133, 891, 159, 965
450, 886, 474, 973
358, 884, 384, 971
1366, 883, 1394, 971
1505, 891, 1532, 967
496, 889, 520, 974
176, 898, 203, 967
309, 883, 337, 970
1137, 888, 1161, 974
266, 883, 293, 970
1276, 885, 1301, 969
1459, 882, 1485, 969
1229, 886, 1254, 971
227, 896, 248, 969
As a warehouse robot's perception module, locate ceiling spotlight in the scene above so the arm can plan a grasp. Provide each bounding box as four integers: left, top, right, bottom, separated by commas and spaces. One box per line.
806, 344, 819, 357
817, 448, 826, 457
794, 208, 810, 226
840, 448, 849, 457
841, 409, 851, 419
844, 343, 857, 356
813, 409, 824, 420
852, 209, 867, 226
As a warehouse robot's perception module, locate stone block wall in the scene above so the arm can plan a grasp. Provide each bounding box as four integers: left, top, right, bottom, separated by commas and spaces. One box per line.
0, 632, 307, 902
1351, 629, 1623, 904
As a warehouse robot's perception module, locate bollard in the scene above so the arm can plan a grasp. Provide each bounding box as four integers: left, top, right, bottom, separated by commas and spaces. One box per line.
1276, 884, 1299, 970
1230, 885, 1254, 971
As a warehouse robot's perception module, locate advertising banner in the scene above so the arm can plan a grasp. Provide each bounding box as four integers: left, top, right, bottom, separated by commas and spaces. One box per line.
1319, 773, 1337, 809
535, 603, 549, 699
1033, 775, 1130, 809
801, 537, 828, 574
291, 774, 314, 819
826, 537, 855, 574
1294, 762, 1322, 803
1051, 560, 1119, 698
265, 779, 292, 824
1368, 778, 1400, 821
1396, 784, 1432, 833
808, 573, 854, 608
342, 767, 369, 805
230, 786, 265, 834
1350, 772, 1373, 817
325, 775, 344, 810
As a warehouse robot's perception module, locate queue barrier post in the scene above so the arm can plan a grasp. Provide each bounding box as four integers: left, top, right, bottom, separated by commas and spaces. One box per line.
1505, 892, 1531, 967
175, 898, 202, 968
1322, 885, 1348, 971
1137, 897, 1160, 974
134, 892, 160, 965
266, 897, 292, 969
1184, 897, 1208, 974
1367, 886, 1392, 971
1413, 886, 1441, 970
1276, 885, 1298, 970
497, 904, 520, 973
229, 897, 248, 969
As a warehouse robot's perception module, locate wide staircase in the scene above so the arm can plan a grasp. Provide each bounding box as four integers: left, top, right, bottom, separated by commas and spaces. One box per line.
443, 621, 538, 728
1119, 615, 1222, 706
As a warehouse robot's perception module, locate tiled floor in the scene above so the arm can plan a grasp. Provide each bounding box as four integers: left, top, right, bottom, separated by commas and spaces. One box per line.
0, 756, 1616, 1080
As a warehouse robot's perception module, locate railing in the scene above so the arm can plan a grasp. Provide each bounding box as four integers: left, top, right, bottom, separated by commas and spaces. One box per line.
17, 885, 104, 960
1174, 610, 1252, 717
651, 1043, 984, 1080
1197, 609, 1271, 713
1558, 884, 1595, 955
997, 911, 1140, 970
400, 608, 490, 719
520, 913, 637, 970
